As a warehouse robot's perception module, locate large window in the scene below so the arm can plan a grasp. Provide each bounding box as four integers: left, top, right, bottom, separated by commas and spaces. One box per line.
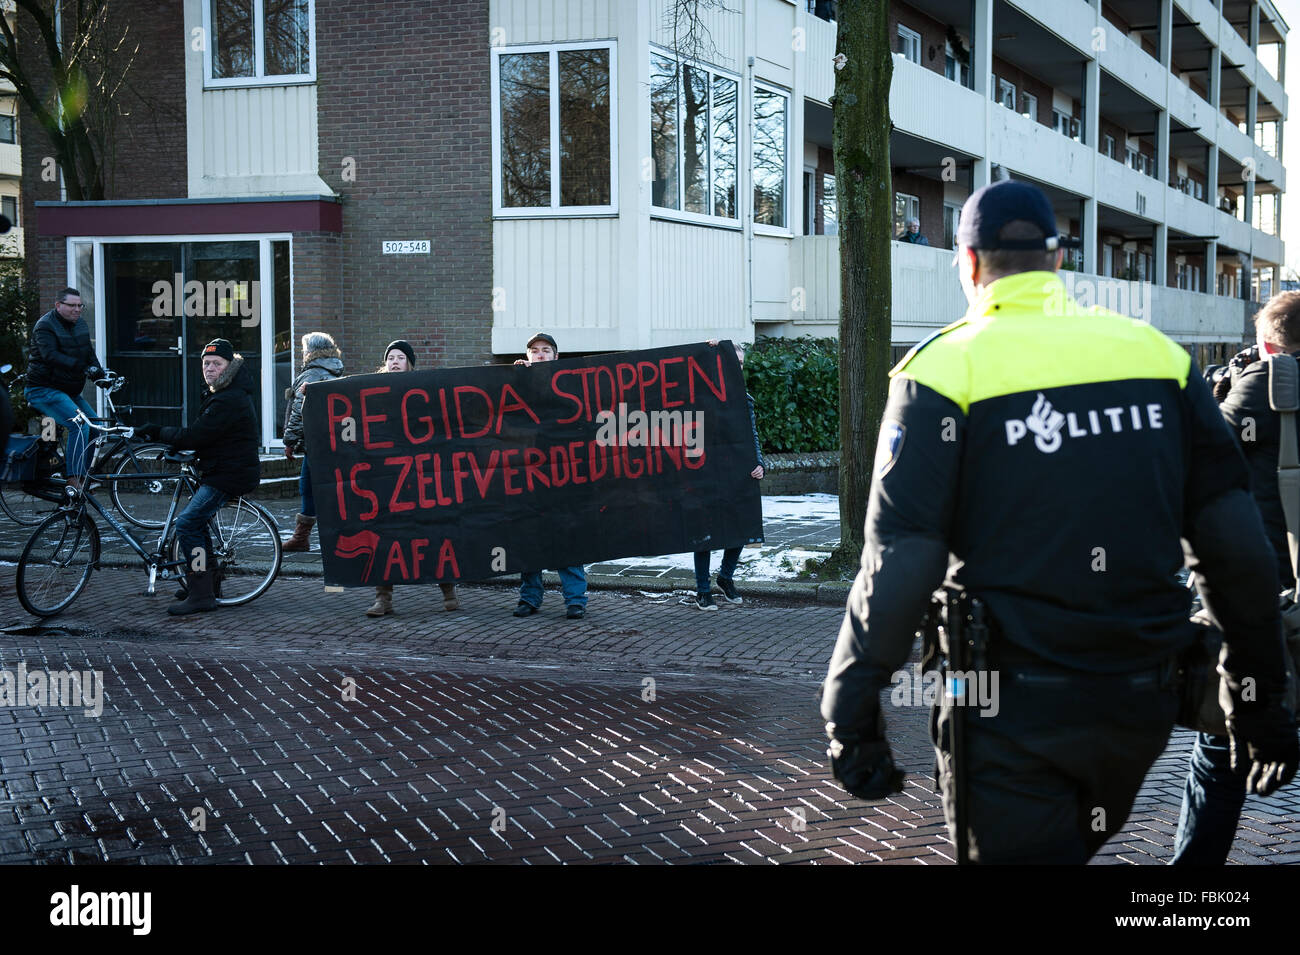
996, 78, 1016, 111
1, 196, 16, 228
650, 52, 739, 220
753, 84, 788, 229
0, 115, 14, 145
494, 43, 616, 214
894, 193, 920, 236
206, 0, 314, 86
943, 202, 961, 250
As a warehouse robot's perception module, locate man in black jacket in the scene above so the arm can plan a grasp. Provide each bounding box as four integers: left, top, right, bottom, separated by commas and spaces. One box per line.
1174, 293, 1300, 864
24, 288, 107, 489
138, 339, 261, 615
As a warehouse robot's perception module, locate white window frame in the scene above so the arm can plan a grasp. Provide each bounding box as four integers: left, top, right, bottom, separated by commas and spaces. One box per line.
897, 25, 922, 65
894, 192, 920, 238
68, 232, 294, 450
491, 41, 619, 218
647, 46, 742, 229
997, 78, 1016, 111
751, 79, 791, 236
1103, 135, 1115, 159
1020, 91, 1037, 121
203, 0, 316, 89
942, 201, 961, 250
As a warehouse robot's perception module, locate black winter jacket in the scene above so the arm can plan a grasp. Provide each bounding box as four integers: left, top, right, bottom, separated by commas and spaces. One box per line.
159, 355, 261, 497
1219, 354, 1299, 581
282, 352, 344, 452
27, 309, 102, 395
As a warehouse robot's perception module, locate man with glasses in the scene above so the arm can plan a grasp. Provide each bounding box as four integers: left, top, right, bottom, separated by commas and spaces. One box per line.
25, 287, 107, 491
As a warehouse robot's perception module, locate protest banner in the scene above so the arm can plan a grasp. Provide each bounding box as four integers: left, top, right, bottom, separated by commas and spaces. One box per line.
301, 341, 764, 586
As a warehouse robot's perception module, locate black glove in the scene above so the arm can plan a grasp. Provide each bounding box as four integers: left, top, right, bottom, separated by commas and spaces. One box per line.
1226, 699, 1298, 797
136, 423, 161, 440
85, 365, 104, 380
827, 711, 906, 800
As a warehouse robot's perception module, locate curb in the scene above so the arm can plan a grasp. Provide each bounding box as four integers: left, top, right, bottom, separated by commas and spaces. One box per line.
2, 549, 853, 605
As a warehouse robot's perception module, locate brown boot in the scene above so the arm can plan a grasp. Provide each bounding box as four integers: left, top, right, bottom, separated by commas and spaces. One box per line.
440, 582, 459, 611
366, 585, 393, 616
282, 513, 316, 552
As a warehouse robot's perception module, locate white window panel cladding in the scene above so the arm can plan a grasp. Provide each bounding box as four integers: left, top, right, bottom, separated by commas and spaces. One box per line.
752, 86, 787, 228
650, 53, 680, 211
559, 48, 610, 207
499, 51, 552, 208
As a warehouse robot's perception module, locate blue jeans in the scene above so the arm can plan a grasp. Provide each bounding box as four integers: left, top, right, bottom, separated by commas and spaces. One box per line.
175, 484, 228, 576
1172, 733, 1247, 865
519, 567, 587, 609
694, 547, 741, 595
25, 387, 94, 477
299, 457, 316, 517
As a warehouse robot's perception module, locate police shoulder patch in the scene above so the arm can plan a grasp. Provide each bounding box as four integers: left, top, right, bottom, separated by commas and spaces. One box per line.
874, 420, 906, 478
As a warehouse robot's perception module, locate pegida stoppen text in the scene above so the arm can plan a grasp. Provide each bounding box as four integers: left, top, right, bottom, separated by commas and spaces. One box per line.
302, 342, 765, 587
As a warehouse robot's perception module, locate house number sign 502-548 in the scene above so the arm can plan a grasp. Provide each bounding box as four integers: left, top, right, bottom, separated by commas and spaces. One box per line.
382, 241, 431, 254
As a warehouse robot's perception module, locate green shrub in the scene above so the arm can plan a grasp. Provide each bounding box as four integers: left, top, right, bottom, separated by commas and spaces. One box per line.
743, 335, 839, 453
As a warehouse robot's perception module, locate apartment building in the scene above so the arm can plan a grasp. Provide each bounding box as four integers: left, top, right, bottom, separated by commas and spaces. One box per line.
17, 0, 1287, 449
1, 0, 23, 258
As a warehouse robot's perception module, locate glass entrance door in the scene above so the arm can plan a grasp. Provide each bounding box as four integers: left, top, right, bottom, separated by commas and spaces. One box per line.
104, 243, 186, 430
183, 241, 262, 435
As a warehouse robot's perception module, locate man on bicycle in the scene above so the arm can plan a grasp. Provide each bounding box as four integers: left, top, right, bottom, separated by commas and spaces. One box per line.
137, 339, 261, 615
25, 287, 107, 491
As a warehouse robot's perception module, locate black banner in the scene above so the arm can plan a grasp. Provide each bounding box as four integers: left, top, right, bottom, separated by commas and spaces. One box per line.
301, 342, 764, 586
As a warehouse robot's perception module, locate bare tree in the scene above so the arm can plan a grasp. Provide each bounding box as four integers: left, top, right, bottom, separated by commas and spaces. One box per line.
830, 0, 893, 563
0, 0, 142, 200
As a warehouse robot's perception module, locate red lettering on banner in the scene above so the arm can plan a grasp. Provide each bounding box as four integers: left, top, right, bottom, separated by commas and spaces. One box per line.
501, 449, 522, 495
410, 539, 429, 578
615, 362, 638, 409
687, 353, 727, 404
588, 441, 607, 482
360, 387, 393, 449
454, 386, 493, 439
621, 442, 644, 479
327, 394, 353, 452
523, 448, 550, 491
496, 383, 540, 433
594, 366, 616, 415
451, 451, 469, 503
385, 456, 416, 513
431, 454, 453, 505
552, 371, 586, 425
659, 357, 686, 409
568, 441, 587, 483
549, 445, 570, 487
435, 539, 460, 577
334, 467, 347, 519
402, 389, 435, 443
414, 453, 436, 508
439, 389, 453, 440
684, 418, 706, 470
468, 450, 498, 498
383, 541, 410, 580
352, 463, 379, 520
636, 361, 659, 412
577, 367, 596, 419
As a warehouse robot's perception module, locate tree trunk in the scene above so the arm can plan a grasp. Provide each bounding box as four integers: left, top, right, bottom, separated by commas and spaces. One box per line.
831, 0, 894, 564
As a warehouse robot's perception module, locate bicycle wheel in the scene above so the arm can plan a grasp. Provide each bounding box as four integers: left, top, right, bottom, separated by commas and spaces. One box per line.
0, 480, 61, 526
16, 508, 100, 617
107, 443, 190, 529
174, 497, 281, 606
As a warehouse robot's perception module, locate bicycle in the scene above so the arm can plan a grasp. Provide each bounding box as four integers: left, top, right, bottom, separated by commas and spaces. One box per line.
15, 415, 282, 618
1, 369, 187, 529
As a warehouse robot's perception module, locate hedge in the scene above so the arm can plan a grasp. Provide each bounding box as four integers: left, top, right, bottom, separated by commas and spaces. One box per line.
743, 335, 838, 454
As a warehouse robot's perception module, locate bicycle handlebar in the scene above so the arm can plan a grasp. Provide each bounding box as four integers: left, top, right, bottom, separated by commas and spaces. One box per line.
72, 411, 134, 439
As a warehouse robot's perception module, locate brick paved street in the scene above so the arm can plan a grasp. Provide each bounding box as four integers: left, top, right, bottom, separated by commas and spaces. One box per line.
1, 566, 1297, 865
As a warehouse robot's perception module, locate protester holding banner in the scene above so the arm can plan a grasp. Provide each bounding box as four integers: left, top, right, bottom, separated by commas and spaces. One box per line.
693, 342, 765, 610
512, 332, 589, 620
281, 332, 344, 553
365, 340, 460, 617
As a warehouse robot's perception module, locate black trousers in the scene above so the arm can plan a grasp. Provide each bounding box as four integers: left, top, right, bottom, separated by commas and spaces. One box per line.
932, 657, 1179, 864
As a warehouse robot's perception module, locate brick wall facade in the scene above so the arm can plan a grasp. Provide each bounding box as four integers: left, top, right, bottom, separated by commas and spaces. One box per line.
314, 0, 493, 369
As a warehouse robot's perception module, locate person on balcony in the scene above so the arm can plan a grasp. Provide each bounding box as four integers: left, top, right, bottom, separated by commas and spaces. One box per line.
897, 218, 930, 245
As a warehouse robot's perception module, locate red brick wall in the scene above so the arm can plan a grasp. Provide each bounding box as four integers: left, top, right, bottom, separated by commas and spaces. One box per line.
890, 1, 948, 77
991, 56, 1053, 127
18, 1, 187, 300
314, 0, 492, 369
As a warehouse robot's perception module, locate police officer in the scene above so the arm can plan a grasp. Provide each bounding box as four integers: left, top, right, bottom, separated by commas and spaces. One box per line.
821, 180, 1298, 864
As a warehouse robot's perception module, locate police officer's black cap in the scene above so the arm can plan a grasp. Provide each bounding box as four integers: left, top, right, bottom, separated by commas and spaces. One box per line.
956, 180, 1080, 251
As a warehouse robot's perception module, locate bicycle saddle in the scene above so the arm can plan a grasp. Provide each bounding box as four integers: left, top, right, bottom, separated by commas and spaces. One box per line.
164, 450, 197, 463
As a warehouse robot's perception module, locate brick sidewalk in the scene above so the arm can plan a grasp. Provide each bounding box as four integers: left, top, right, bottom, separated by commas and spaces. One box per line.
0, 568, 1296, 864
